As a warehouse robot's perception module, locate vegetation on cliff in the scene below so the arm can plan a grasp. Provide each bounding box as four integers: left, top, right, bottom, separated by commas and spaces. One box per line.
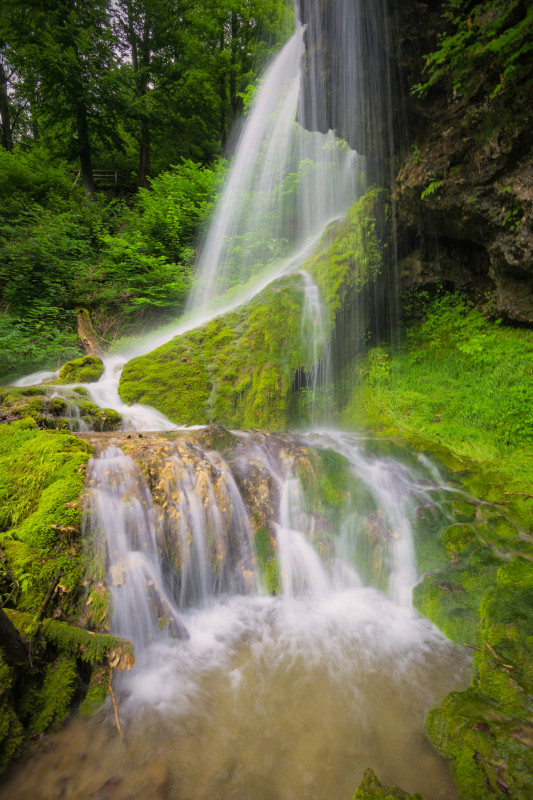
412, 0, 533, 103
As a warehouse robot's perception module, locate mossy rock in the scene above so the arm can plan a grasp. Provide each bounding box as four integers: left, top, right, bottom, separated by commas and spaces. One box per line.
0, 654, 24, 772
0, 387, 121, 433
119, 274, 310, 429
0, 420, 92, 617
303, 186, 388, 332
427, 687, 533, 800
353, 768, 426, 799
56, 356, 104, 384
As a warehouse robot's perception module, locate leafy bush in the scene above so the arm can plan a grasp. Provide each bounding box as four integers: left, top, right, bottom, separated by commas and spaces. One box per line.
0, 309, 80, 381
0, 156, 222, 373
0, 146, 75, 220
412, 0, 533, 101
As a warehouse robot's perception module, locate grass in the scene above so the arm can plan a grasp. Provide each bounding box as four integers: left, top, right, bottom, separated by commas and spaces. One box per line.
344, 293, 533, 486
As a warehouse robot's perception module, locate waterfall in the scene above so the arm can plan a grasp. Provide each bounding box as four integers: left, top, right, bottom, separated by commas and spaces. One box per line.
187, 22, 361, 313
1, 3, 473, 798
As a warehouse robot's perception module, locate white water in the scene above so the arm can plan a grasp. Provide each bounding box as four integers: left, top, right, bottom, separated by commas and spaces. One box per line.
188, 23, 360, 311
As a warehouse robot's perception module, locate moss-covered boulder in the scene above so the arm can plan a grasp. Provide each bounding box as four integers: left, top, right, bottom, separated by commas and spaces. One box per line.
118, 189, 389, 429
56, 355, 104, 384
119, 274, 310, 429
0, 386, 122, 432
0, 419, 91, 617
0, 652, 24, 772
353, 768, 426, 799
425, 556, 533, 800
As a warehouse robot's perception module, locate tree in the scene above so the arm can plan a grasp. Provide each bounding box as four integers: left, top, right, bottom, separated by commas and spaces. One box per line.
1, 0, 124, 198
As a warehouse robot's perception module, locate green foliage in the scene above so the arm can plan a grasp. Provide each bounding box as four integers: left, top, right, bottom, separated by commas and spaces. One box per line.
136, 160, 225, 262
0, 154, 222, 376
0, 146, 75, 218
420, 179, 442, 200
94, 161, 222, 316
0, 310, 80, 381
412, 1, 533, 102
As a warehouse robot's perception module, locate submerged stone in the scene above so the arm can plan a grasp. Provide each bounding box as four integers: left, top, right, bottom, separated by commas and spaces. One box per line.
353, 768, 426, 799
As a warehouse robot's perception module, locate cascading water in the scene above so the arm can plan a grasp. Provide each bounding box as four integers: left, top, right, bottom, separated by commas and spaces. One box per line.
0, 429, 471, 799
187, 21, 361, 312
1, 2, 473, 798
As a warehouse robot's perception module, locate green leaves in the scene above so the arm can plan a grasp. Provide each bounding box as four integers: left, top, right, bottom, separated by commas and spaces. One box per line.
411, 0, 533, 102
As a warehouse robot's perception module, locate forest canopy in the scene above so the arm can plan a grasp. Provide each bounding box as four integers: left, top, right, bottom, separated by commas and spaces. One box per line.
0, 0, 293, 379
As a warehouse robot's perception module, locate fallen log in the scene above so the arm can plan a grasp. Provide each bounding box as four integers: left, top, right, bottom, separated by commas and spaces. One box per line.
3, 610, 134, 672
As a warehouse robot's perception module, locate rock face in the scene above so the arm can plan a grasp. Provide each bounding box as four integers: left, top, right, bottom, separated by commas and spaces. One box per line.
395, 87, 533, 323
300, 0, 533, 324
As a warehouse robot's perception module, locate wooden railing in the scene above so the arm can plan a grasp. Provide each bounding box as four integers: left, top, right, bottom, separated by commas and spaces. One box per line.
72, 169, 130, 188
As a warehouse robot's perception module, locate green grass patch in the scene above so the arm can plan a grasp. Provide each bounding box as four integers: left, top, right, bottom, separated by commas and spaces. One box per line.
344, 294, 533, 485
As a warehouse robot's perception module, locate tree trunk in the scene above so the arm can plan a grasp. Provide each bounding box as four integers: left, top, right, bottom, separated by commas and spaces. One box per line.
0, 62, 13, 152
229, 11, 239, 117
137, 18, 151, 189
76, 307, 102, 355
76, 106, 95, 199
219, 28, 227, 148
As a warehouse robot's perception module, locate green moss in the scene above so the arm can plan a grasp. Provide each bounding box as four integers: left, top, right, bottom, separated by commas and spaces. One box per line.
72, 386, 90, 398
353, 768, 426, 800
119, 274, 309, 429
427, 688, 533, 800
0, 421, 91, 617
0, 386, 121, 432
56, 356, 104, 384
304, 187, 388, 332
79, 665, 110, 717
0, 654, 24, 773
5, 611, 134, 668
29, 656, 79, 733
254, 526, 280, 594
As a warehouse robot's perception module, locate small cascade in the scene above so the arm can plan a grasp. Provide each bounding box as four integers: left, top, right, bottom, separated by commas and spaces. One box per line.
307, 431, 432, 605
84, 446, 189, 648
155, 441, 258, 606
83, 436, 262, 651
298, 270, 330, 418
